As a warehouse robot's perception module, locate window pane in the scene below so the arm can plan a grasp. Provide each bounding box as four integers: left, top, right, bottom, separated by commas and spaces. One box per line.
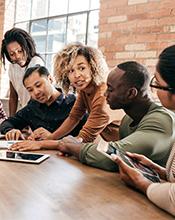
31, 0, 48, 19
87, 10, 99, 47
15, 0, 31, 22
46, 54, 55, 73
90, 0, 100, 9
47, 18, 66, 53
67, 14, 87, 44
31, 20, 47, 53
49, 0, 68, 16
15, 22, 29, 32
68, 0, 89, 13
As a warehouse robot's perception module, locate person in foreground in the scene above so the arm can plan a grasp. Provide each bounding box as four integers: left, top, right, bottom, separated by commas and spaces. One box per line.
1, 27, 44, 116
0, 65, 86, 140
11, 61, 175, 171
28, 43, 119, 143
113, 45, 175, 216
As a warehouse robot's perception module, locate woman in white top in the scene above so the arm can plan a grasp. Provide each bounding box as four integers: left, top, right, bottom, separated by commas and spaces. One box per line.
1, 28, 44, 116
113, 45, 175, 216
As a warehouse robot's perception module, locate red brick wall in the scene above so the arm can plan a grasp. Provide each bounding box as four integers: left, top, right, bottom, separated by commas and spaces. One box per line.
99, 0, 175, 74
0, 0, 5, 56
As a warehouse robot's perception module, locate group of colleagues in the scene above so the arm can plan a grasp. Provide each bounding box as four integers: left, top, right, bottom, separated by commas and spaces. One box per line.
0, 27, 174, 216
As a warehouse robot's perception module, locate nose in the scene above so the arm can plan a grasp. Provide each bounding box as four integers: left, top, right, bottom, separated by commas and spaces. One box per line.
14, 52, 21, 60
33, 88, 40, 97
74, 70, 81, 78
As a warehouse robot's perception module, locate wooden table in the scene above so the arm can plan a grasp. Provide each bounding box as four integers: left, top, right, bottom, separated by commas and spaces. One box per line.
0, 150, 173, 220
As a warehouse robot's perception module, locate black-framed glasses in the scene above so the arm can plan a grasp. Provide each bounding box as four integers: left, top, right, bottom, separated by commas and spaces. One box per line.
150, 76, 175, 93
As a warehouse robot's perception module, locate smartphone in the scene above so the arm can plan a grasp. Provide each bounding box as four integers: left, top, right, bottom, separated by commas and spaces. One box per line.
97, 142, 160, 183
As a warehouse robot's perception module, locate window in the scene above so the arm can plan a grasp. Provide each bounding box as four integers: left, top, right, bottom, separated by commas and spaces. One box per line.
14, 0, 100, 72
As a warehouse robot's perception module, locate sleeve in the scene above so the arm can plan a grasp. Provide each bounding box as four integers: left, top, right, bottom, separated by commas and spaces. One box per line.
0, 101, 7, 124
69, 93, 87, 122
0, 106, 30, 134
147, 182, 175, 216
73, 93, 110, 142
114, 111, 174, 163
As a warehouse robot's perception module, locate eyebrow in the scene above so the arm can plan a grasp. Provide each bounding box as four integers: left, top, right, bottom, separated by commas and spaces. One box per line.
77, 62, 86, 66
9, 47, 22, 53
26, 80, 40, 89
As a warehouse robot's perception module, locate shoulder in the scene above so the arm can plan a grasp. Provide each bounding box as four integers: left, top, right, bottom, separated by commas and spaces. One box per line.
92, 83, 107, 101
139, 103, 175, 132
28, 56, 44, 67
144, 103, 175, 122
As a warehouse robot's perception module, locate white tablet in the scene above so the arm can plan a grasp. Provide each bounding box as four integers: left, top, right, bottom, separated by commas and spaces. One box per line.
0, 150, 50, 164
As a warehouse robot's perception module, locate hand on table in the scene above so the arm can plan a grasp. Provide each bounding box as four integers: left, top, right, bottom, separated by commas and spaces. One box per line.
28, 127, 52, 140
10, 140, 42, 151
5, 129, 25, 140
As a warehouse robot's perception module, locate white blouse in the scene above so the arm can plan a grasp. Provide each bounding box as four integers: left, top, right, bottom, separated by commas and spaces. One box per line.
147, 144, 175, 216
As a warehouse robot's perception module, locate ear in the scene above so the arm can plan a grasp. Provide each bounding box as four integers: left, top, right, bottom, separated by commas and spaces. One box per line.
127, 87, 138, 99
48, 74, 53, 84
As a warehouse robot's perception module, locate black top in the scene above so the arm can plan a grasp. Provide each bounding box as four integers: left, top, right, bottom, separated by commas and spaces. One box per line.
0, 92, 87, 137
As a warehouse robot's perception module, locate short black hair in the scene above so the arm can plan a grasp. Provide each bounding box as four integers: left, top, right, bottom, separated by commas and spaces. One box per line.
117, 61, 150, 92
23, 65, 50, 85
156, 45, 175, 89
1, 27, 41, 67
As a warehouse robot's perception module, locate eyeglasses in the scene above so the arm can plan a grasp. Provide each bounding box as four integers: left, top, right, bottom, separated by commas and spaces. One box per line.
150, 76, 175, 93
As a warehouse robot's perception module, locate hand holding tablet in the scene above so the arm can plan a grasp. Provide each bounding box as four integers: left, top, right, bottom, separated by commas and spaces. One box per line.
97, 142, 160, 183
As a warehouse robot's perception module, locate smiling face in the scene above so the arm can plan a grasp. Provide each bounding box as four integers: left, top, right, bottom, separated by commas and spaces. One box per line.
24, 71, 54, 105
6, 41, 27, 67
67, 55, 92, 91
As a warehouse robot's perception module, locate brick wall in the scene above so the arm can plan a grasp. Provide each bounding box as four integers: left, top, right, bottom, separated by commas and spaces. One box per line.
99, 0, 175, 74
0, 0, 5, 56
0, 0, 15, 98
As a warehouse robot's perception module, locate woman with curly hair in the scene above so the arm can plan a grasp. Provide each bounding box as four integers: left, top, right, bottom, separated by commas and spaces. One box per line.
23, 43, 119, 145
1, 27, 44, 116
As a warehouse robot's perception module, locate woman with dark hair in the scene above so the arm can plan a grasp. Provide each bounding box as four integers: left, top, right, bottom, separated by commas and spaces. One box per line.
113, 45, 175, 216
1, 27, 44, 116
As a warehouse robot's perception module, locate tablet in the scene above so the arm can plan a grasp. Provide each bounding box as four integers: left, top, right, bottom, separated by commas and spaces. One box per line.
97, 141, 160, 183
0, 150, 50, 164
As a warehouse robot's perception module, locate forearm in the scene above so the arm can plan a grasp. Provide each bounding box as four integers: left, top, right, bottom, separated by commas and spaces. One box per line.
9, 83, 18, 116
147, 182, 175, 216
39, 139, 83, 157
0, 120, 15, 134
39, 140, 60, 150
51, 117, 79, 140
9, 98, 18, 117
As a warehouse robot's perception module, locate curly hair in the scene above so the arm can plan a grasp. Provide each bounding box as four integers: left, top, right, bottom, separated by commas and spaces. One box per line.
53, 43, 109, 93
1, 27, 41, 67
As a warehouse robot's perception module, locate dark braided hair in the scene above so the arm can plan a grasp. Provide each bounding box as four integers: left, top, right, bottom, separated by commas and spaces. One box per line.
1, 27, 41, 67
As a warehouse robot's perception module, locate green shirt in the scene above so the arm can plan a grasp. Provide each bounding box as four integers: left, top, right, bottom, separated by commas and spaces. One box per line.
80, 102, 175, 171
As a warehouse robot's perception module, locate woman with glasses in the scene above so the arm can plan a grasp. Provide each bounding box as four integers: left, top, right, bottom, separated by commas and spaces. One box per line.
113, 45, 175, 216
